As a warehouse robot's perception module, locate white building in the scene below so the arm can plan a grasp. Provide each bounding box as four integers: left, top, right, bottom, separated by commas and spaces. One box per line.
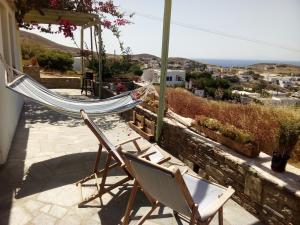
194, 89, 205, 97
141, 69, 160, 83
0, 1, 23, 164
165, 70, 186, 86
142, 69, 186, 86
232, 90, 260, 98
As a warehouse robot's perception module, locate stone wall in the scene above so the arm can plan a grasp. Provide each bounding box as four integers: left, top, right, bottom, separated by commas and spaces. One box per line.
23, 66, 40, 81
104, 87, 300, 225
40, 77, 80, 89
23, 66, 81, 89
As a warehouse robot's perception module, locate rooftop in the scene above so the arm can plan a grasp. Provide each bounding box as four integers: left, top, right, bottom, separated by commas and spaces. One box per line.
0, 89, 262, 225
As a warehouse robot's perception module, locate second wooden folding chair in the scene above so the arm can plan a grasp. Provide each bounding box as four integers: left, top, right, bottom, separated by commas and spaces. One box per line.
119, 150, 235, 225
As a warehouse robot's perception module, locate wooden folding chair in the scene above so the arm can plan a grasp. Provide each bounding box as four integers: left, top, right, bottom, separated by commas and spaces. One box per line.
76, 110, 170, 207
119, 151, 235, 225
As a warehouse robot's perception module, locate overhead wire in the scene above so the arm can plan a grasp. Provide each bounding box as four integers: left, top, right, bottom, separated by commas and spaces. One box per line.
123, 9, 300, 54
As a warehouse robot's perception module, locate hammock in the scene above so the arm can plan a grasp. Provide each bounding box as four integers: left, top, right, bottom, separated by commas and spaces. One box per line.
0, 55, 154, 118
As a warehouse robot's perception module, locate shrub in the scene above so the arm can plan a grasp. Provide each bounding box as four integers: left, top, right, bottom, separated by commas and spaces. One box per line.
37, 50, 73, 71
21, 42, 45, 59
167, 88, 300, 159
129, 64, 143, 76
194, 115, 253, 144
278, 121, 300, 155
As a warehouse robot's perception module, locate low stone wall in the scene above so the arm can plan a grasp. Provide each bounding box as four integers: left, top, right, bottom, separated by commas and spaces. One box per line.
158, 120, 300, 225
23, 66, 81, 89
126, 111, 299, 225
23, 66, 40, 81
40, 77, 81, 89
105, 87, 300, 225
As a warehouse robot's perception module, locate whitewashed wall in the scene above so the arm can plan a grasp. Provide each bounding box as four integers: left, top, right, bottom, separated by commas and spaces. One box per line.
0, 1, 24, 164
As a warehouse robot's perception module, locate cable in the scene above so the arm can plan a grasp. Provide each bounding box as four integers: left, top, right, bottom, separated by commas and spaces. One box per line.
123, 9, 300, 54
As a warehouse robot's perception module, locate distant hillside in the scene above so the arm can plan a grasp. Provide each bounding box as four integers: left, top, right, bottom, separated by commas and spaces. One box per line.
132, 53, 159, 61
20, 30, 80, 55
132, 54, 205, 67
20, 31, 206, 67
249, 63, 300, 75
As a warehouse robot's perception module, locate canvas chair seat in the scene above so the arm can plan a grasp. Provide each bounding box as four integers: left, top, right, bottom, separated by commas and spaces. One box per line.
183, 173, 226, 221
119, 151, 235, 225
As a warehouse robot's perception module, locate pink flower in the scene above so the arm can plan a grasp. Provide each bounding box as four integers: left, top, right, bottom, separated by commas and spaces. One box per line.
114, 18, 127, 26
102, 20, 112, 28
49, 0, 58, 8
58, 19, 77, 38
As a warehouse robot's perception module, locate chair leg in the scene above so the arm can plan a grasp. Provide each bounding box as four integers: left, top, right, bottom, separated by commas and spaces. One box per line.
218, 207, 223, 225
136, 203, 158, 225
93, 144, 102, 173
189, 206, 197, 225
99, 153, 112, 192
122, 180, 139, 225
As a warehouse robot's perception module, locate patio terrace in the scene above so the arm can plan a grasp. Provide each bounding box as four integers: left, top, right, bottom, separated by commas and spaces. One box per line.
0, 89, 262, 225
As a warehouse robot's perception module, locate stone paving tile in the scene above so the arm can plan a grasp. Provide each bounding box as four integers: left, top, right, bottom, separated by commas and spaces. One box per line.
56, 214, 81, 225
37, 185, 81, 207
40, 205, 51, 213
48, 205, 67, 218
24, 200, 45, 212
31, 213, 57, 225
7, 206, 32, 225
0, 90, 263, 225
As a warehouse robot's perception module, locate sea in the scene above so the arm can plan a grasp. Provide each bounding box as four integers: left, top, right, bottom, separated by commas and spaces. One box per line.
194, 59, 300, 67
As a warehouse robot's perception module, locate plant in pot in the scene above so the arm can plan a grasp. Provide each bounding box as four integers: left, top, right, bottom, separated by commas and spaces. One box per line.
271, 121, 300, 172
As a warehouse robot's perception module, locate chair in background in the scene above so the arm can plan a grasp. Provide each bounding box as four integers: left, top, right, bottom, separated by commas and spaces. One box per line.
81, 71, 95, 96
119, 151, 235, 225
76, 110, 170, 207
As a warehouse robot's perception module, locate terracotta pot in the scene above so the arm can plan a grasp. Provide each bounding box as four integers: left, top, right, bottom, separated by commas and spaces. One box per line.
197, 126, 260, 158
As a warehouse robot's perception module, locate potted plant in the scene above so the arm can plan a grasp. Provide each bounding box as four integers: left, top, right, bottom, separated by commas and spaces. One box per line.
192, 116, 259, 158
271, 121, 300, 172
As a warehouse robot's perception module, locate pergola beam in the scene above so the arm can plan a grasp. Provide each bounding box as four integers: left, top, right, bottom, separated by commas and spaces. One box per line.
156, 0, 172, 142
23, 9, 99, 26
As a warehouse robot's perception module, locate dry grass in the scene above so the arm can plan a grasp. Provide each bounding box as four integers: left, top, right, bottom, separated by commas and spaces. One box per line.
165, 88, 300, 161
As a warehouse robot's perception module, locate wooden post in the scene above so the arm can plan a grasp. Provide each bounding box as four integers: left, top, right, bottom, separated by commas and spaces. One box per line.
80, 27, 85, 87
97, 22, 103, 98
15, 27, 23, 72
90, 26, 93, 60
156, 0, 172, 142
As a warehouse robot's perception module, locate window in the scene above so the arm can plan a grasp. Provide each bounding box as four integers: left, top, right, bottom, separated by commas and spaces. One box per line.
176, 75, 182, 81
166, 76, 173, 81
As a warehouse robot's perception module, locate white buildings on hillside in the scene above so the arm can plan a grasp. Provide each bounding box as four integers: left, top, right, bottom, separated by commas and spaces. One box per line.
261, 73, 300, 88
142, 69, 186, 86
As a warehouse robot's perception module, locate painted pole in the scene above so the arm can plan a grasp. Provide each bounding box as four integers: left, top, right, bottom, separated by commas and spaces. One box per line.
80, 27, 84, 87
156, 0, 172, 142
98, 22, 103, 98
90, 27, 93, 60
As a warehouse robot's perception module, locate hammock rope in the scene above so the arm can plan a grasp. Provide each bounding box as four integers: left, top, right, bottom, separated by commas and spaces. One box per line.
0, 54, 155, 117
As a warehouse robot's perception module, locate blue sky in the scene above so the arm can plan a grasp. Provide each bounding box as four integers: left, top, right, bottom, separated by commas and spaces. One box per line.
25, 0, 300, 61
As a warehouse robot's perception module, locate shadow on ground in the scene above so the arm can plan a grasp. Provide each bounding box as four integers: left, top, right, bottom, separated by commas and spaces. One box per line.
0, 111, 28, 225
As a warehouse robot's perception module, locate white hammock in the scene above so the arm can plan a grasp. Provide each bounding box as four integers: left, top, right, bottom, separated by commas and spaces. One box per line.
1, 55, 153, 118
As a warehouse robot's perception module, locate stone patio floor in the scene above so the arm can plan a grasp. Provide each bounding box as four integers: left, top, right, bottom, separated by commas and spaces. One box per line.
0, 90, 263, 225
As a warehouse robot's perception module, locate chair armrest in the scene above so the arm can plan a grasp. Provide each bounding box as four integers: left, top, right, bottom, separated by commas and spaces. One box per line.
139, 151, 171, 165
156, 156, 171, 165
139, 150, 156, 158
117, 137, 142, 146
199, 187, 235, 221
